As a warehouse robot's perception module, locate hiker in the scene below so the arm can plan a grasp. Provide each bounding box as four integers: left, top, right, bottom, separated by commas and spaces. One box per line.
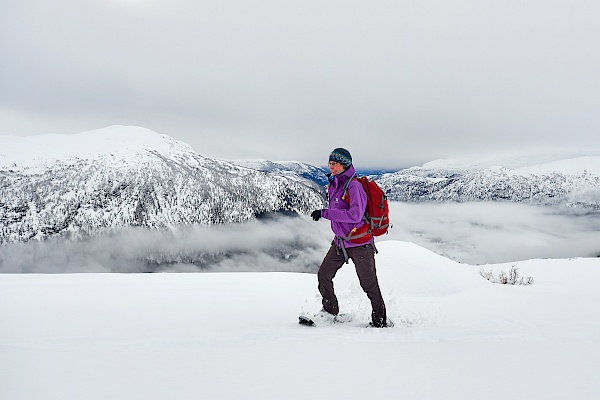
310, 148, 390, 328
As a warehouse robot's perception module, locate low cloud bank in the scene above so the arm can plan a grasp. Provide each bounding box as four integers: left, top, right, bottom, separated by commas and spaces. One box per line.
2, 203, 599, 273
385, 202, 600, 264
0, 214, 331, 273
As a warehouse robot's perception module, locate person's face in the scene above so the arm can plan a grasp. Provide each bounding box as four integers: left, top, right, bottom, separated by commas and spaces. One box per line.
328, 161, 345, 175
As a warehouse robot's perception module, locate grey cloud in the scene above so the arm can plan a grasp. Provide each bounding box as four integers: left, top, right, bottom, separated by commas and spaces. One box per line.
2, 1, 600, 168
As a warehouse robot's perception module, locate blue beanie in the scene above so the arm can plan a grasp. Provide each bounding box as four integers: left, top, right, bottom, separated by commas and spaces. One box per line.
329, 148, 352, 167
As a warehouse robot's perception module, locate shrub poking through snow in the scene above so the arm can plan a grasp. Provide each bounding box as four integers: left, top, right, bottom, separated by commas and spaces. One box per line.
479, 265, 534, 285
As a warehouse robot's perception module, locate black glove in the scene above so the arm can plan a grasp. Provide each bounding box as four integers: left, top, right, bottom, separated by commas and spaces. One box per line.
311, 210, 322, 221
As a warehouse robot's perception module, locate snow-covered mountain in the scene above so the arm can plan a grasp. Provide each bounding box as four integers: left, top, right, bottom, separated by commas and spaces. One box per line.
375, 153, 600, 208
232, 159, 329, 186
0, 126, 325, 244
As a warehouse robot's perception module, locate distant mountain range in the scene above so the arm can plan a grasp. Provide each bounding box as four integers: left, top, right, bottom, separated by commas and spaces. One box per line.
2, 126, 599, 244
231, 160, 396, 186
236, 152, 600, 210
232, 159, 330, 186
374, 153, 600, 209
0, 126, 325, 244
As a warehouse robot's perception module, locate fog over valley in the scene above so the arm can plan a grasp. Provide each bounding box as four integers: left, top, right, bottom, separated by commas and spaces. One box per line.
2, 202, 599, 273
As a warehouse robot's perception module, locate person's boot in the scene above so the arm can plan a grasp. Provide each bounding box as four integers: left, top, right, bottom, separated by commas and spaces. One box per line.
369, 317, 394, 328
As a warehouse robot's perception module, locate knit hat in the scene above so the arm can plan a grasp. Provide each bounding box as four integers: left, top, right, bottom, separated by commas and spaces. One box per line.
329, 148, 352, 167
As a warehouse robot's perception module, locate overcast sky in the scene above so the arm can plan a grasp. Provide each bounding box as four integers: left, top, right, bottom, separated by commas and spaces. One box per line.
1, 0, 599, 169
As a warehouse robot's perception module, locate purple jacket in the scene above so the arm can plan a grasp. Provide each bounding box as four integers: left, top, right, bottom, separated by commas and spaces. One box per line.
321, 165, 368, 248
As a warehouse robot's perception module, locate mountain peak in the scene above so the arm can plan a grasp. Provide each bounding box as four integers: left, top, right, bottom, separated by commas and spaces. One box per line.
0, 127, 325, 243
0, 125, 197, 169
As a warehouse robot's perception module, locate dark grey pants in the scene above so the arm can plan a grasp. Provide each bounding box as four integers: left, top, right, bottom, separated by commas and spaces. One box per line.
317, 243, 387, 324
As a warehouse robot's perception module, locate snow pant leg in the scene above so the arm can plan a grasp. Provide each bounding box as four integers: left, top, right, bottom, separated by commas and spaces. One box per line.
317, 244, 346, 315
347, 244, 387, 324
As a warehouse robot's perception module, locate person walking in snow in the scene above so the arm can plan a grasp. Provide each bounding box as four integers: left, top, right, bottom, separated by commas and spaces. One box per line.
310, 148, 390, 328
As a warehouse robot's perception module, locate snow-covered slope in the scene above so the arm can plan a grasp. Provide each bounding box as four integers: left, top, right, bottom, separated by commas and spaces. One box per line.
2, 240, 599, 400
0, 126, 325, 243
376, 153, 600, 208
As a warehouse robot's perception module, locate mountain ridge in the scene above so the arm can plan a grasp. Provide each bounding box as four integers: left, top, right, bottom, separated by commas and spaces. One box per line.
375, 155, 600, 208
0, 126, 325, 244
232, 159, 329, 186
233, 152, 600, 209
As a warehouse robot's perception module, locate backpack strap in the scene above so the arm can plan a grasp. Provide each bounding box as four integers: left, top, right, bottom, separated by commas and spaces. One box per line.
334, 235, 378, 264
341, 175, 355, 201
334, 236, 350, 263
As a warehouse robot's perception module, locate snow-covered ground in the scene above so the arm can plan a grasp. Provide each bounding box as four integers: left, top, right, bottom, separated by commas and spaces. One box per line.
2, 240, 599, 400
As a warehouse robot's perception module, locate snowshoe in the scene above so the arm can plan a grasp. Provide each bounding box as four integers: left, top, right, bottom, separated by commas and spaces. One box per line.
368, 318, 394, 328
298, 310, 353, 327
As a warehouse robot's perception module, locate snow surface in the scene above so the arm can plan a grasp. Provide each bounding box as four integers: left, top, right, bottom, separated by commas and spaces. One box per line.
2, 240, 599, 400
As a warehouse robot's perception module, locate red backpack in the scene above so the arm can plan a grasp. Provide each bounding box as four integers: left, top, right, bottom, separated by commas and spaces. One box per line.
341, 176, 391, 244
